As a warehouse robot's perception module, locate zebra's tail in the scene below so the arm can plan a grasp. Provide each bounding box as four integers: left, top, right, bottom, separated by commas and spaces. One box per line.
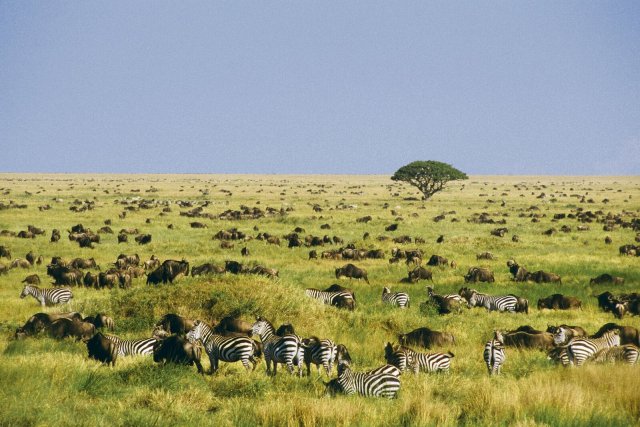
447, 351, 455, 358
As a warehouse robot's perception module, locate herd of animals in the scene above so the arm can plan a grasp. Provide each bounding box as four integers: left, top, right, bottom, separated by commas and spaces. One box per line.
2, 179, 640, 400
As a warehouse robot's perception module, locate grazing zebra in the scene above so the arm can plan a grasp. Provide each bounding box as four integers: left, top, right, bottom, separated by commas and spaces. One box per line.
251, 317, 305, 376
427, 286, 464, 303
484, 331, 506, 375
304, 288, 354, 308
384, 342, 417, 373
591, 344, 639, 365
468, 290, 518, 313
401, 347, 454, 374
326, 362, 401, 399
20, 284, 72, 306
106, 335, 157, 356
187, 320, 259, 373
303, 337, 337, 376
557, 329, 621, 366
364, 364, 402, 377
547, 346, 570, 366
382, 287, 410, 308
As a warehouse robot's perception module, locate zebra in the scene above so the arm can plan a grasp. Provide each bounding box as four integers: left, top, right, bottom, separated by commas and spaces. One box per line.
304, 288, 354, 308
556, 329, 621, 366
382, 287, 410, 308
484, 331, 506, 375
186, 320, 259, 373
427, 286, 464, 303
302, 336, 337, 376
364, 364, 402, 377
326, 362, 401, 399
384, 342, 416, 373
401, 347, 454, 374
105, 335, 158, 356
467, 290, 518, 313
20, 284, 72, 306
591, 344, 639, 365
251, 316, 305, 376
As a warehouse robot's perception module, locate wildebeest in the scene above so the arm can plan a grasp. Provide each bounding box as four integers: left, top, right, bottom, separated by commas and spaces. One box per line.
500, 330, 554, 350
47, 264, 83, 286
21, 274, 41, 285
398, 327, 455, 349
135, 234, 152, 245
335, 263, 369, 283
154, 313, 196, 336
48, 318, 96, 341
591, 345, 640, 365
213, 316, 253, 336
83, 313, 115, 331
426, 255, 448, 267
507, 261, 529, 282
537, 294, 582, 310
241, 247, 250, 257
87, 332, 119, 366
476, 252, 496, 260
191, 263, 225, 276
15, 312, 83, 339
250, 265, 279, 279
408, 266, 433, 283
161, 259, 190, 283
464, 267, 495, 283
117, 233, 128, 243
526, 270, 562, 284
70, 257, 98, 270
153, 335, 203, 374
225, 260, 247, 275
595, 292, 627, 319
591, 323, 639, 346
0, 245, 11, 259
11, 259, 31, 269
590, 274, 624, 285
425, 286, 462, 314
98, 272, 119, 289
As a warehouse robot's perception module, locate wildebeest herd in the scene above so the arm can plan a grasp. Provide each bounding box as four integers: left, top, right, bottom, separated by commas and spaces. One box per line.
1, 175, 639, 409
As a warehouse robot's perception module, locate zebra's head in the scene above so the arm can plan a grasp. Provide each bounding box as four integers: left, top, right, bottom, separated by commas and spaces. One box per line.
426, 286, 434, 297
467, 291, 478, 308
251, 317, 271, 337
382, 287, 390, 296
553, 327, 568, 345
19, 285, 32, 298
493, 330, 504, 343
186, 320, 203, 344
602, 329, 621, 346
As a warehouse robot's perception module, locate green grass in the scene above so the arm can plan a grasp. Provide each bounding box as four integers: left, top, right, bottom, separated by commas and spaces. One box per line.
0, 173, 639, 426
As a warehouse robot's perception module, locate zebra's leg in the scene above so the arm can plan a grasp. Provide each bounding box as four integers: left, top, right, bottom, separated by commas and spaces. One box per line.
208, 353, 216, 375
249, 356, 258, 371
241, 358, 251, 372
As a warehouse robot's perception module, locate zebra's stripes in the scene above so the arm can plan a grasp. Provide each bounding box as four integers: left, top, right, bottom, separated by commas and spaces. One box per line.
592, 344, 639, 365
364, 364, 402, 377
402, 347, 454, 374
105, 335, 157, 356
484, 331, 506, 375
252, 317, 305, 376
563, 330, 621, 366
303, 337, 337, 376
187, 320, 259, 373
329, 363, 401, 398
384, 343, 415, 373
304, 289, 354, 308
468, 291, 517, 313
382, 287, 410, 308
20, 284, 72, 306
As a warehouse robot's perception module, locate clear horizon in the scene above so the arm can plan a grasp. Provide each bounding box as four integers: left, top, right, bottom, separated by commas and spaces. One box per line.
1, 2, 638, 175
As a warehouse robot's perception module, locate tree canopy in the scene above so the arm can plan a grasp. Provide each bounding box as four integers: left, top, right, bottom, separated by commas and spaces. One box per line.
391, 161, 468, 200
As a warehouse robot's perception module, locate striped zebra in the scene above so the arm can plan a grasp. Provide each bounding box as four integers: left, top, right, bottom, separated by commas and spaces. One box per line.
556, 329, 621, 366
484, 331, 506, 375
427, 286, 464, 303
302, 336, 337, 376
384, 342, 415, 373
401, 347, 454, 374
106, 335, 157, 356
187, 320, 259, 373
468, 290, 518, 313
251, 317, 305, 376
591, 344, 639, 365
364, 364, 402, 377
304, 288, 354, 309
326, 362, 401, 398
382, 287, 410, 308
20, 284, 72, 306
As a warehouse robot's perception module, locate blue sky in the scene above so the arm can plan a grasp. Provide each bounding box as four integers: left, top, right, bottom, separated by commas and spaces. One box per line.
0, 2, 638, 174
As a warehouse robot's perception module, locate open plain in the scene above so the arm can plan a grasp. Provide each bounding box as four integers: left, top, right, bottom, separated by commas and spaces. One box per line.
0, 173, 639, 426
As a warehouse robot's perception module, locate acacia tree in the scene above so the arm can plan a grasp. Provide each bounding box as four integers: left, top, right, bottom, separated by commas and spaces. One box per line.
391, 161, 468, 201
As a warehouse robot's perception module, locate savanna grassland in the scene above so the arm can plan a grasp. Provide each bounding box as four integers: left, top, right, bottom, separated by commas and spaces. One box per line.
0, 173, 639, 427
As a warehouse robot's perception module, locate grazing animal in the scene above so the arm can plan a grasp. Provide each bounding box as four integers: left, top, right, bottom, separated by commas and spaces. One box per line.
400, 346, 454, 374
591, 345, 639, 365
525, 270, 562, 284
554, 329, 621, 366
464, 289, 520, 313
426, 255, 448, 267
545, 325, 588, 344
590, 274, 625, 285
20, 284, 72, 306
186, 320, 260, 373
302, 336, 338, 376
191, 263, 225, 276
135, 234, 152, 245
106, 335, 158, 356
537, 294, 582, 310
408, 266, 433, 283
384, 342, 415, 373
21, 274, 41, 285
501, 330, 554, 350
325, 362, 401, 399
305, 288, 355, 311
464, 267, 495, 283
152, 335, 204, 374
591, 323, 639, 346
382, 287, 410, 308
154, 314, 196, 336
0, 245, 11, 259
162, 259, 190, 283
484, 331, 506, 375
426, 287, 463, 314
398, 327, 455, 349
86, 332, 119, 366
251, 317, 305, 376
213, 316, 253, 336
48, 318, 96, 341
15, 312, 83, 338
83, 313, 115, 331
335, 263, 369, 283
364, 364, 402, 377
70, 257, 98, 270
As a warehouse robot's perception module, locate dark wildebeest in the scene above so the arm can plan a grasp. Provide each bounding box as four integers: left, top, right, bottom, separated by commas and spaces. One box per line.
526, 270, 562, 284
213, 316, 253, 336
591, 323, 639, 346
427, 255, 448, 267
308, 250, 318, 259
162, 259, 190, 283
476, 252, 496, 260
78, 235, 94, 248
26, 251, 37, 265
398, 327, 455, 349
146, 266, 164, 285
98, 272, 119, 289
190, 222, 207, 228
500, 330, 554, 350
0, 245, 11, 259
87, 332, 118, 366
225, 260, 246, 274
464, 267, 495, 283
335, 264, 369, 283
70, 257, 98, 270
153, 335, 203, 374
117, 233, 128, 243
11, 259, 31, 269
250, 265, 279, 279
48, 318, 96, 341
595, 292, 627, 319
590, 274, 625, 285
154, 314, 196, 336
191, 263, 225, 276
83, 313, 115, 331
275, 323, 296, 336
507, 261, 529, 282
425, 287, 462, 314
537, 294, 582, 310
241, 247, 250, 257
22, 274, 41, 285
14, 312, 83, 339
47, 264, 82, 286
135, 234, 152, 245
0, 263, 7, 275
50, 229, 61, 242
408, 266, 433, 283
